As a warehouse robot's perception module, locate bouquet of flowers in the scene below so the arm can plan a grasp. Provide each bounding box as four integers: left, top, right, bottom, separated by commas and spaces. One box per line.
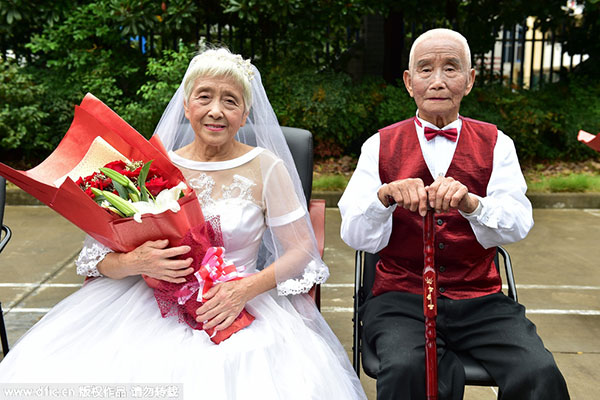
76, 159, 185, 222
0, 93, 254, 343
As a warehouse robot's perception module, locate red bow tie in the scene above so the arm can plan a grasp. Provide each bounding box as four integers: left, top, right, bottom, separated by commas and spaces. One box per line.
424, 126, 458, 142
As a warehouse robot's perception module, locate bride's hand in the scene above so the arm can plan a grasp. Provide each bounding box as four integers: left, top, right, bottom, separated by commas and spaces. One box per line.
119, 239, 193, 283
196, 280, 250, 331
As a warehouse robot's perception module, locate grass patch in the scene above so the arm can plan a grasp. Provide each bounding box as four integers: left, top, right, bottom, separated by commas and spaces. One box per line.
312, 174, 349, 191
526, 174, 600, 193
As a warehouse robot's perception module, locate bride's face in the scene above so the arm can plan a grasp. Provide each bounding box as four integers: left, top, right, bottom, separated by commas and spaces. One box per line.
184, 75, 248, 150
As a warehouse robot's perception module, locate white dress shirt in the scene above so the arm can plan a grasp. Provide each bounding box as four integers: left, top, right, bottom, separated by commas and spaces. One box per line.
339, 113, 534, 253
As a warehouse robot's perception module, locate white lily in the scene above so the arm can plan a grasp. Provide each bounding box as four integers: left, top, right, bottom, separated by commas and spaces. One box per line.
131, 182, 188, 223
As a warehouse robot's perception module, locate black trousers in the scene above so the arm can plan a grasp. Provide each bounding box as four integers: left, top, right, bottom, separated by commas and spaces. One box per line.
360, 291, 570, 400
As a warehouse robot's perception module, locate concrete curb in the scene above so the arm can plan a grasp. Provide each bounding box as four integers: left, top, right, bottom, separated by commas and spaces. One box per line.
525, 193, 600, 209
6, 188, 44, 206
7, 188, 600, 209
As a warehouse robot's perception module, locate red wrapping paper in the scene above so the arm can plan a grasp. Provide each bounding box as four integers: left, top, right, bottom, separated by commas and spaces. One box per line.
578, 130, 600, 152
0, 93, 253, 343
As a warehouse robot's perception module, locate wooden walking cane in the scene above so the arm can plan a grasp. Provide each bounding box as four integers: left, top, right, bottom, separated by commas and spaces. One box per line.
423, 208, 438, 400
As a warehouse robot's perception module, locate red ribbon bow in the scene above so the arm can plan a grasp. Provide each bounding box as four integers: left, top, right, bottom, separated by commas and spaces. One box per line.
424, 126, 458, 142
173, 247, 246, 305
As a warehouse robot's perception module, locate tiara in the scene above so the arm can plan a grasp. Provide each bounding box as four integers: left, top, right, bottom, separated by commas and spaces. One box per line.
229, 54, 255, 82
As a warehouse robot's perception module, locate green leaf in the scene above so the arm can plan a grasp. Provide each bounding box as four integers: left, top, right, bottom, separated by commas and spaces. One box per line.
113, 181, 129, 199
93, 193, 107, 204
137, 160, 154, 202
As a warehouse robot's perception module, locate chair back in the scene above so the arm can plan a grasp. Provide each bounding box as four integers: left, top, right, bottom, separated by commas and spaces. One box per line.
281, 127, 313, 203
236, 126, 313, 204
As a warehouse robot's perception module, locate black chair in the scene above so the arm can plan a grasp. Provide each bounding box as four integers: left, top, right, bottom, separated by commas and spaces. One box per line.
353, 247, 516, 396
0, 176, 12, 356
280, 127, 314, 205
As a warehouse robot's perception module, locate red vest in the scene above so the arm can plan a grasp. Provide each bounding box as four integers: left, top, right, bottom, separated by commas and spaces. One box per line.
374, 117, 501, 300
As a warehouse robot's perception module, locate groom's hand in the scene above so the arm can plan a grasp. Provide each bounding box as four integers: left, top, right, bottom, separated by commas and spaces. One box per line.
378, 178, 428, 216
426, 175, 479, 214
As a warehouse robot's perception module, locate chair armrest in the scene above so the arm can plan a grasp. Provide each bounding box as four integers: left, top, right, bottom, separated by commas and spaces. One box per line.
0, 225, 11, 254
497, 246, 517, 303
308, 199, 325, 257
307, 199, 325, 309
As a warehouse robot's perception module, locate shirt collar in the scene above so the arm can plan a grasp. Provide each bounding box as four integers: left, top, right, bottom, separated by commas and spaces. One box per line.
414, 110, 462, 134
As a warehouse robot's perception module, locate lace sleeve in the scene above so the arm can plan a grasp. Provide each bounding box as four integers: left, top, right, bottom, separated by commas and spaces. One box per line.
75, 235, 113, 277
261, 154, 330, 295
275, 258, 329, 296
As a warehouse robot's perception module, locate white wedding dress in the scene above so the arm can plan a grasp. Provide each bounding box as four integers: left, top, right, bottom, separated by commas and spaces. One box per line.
0, 148, 366, 400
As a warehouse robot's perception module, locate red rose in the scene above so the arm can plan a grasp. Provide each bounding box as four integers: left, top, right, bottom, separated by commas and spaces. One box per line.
99, 177, 112, 190
80, 172, 96, 185
145, 176, 170, 196
103, 160, 128, 174
84, 187, 95, 199
148, 166, 161, 178
122, 169, 139, 179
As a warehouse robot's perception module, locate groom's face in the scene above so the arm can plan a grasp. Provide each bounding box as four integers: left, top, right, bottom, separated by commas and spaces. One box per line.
403, 34, 475, 127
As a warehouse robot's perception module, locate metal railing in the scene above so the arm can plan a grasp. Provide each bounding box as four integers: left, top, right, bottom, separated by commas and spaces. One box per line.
135, 18, 587, 90
474, 21, 588, 89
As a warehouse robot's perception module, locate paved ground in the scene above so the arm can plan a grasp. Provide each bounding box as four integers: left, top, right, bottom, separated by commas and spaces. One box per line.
1, 205, 599, 399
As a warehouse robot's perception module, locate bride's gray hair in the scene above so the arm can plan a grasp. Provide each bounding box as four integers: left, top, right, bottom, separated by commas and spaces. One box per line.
182, 47, 254, 111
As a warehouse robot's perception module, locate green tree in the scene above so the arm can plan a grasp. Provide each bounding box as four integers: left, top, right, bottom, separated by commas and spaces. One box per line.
365, 0, 596, 82
561, 0, 600, 77
222, 0, 374, 68
0, 0, 67, 62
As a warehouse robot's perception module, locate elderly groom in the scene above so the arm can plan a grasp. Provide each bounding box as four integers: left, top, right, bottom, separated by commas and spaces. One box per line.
339, 28, 569, 399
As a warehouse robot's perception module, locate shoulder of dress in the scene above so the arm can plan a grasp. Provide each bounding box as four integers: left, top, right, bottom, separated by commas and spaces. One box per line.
254, 147, 283, 164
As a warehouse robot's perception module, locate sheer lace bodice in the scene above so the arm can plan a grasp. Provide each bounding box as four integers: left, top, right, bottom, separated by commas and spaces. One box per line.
170, 148, 273, 273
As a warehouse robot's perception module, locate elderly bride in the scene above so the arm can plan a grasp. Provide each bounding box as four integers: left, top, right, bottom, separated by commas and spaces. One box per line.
0, 48, 367, 399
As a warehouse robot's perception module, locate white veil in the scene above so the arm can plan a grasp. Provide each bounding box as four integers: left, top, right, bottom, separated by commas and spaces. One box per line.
153, 52, 329, 296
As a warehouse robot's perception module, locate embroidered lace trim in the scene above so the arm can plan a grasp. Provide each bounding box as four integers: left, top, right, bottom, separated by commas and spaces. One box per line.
75, 235, 112, 277
187, 173, 216, 209
223, 174, 256, 202
276, 262, 330, 296
188, 173, 257, 210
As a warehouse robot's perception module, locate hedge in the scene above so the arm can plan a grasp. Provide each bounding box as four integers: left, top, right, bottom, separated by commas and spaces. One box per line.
265, 69, 600, 162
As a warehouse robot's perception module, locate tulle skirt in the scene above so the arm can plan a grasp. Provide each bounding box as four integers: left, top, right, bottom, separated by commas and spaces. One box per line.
0, 276, 366, 400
